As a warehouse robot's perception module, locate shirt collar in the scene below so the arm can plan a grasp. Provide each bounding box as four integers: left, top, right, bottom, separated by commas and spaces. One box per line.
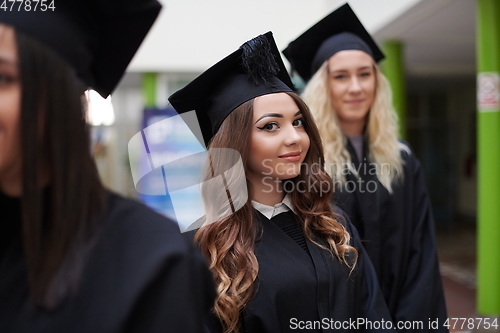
251, 194, 297, 219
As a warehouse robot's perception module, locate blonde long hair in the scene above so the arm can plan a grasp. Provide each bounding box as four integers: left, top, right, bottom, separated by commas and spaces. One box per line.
302, 61, 407, 193
195, 92, 357, 333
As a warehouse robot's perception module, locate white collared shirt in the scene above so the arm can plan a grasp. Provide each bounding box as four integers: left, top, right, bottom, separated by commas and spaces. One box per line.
251, 194, 297, 219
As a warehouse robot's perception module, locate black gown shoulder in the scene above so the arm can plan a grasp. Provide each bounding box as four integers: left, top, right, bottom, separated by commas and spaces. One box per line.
207, 208, 394, 333
0, 190, 216, 333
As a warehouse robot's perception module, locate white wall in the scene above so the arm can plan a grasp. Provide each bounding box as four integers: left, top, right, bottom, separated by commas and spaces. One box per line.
128, 0, 421, 72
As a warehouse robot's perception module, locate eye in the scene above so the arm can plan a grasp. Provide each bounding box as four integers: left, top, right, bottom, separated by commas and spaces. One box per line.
333, 74, 346, 80
257, 122, 279, 132
0, 73, 16, 86
360, 72, 372, 78
293, 118, 305, 127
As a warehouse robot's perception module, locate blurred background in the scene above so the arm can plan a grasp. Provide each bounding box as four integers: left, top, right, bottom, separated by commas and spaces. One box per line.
86, 0, 499, 330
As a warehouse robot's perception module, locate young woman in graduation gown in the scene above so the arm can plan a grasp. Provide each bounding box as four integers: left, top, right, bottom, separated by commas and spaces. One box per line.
283, 4, 448, 331
169, 32, 395, 333
0, 2, 215, 332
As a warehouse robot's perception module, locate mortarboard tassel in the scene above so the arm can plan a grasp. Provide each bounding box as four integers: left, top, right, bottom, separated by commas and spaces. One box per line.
240, 34, 279, 86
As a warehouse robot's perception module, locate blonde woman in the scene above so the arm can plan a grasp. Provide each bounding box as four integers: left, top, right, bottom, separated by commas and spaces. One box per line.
283, 4, 447, 332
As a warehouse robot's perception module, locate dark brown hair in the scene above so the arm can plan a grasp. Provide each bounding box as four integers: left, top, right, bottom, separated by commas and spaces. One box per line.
15, 29, 106, 308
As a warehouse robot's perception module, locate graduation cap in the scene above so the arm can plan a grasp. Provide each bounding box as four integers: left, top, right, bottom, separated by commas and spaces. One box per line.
0, 0, 161, 97
168, 31, 294, 148
282, 3, 385, 82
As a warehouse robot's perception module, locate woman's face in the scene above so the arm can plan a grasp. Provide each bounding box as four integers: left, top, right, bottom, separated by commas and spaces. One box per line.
0, 24, 21, 194
327, 50, 375, 132
247, 93, 310, 186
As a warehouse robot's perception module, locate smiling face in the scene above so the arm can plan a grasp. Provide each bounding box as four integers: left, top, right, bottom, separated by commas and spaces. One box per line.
0, 24, 22, 195
247, 92, 310, 188
327, 50, 375, 135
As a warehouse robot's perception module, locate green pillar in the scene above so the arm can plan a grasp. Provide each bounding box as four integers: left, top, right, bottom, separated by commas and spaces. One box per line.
143, 72, 158, 108
477, 0, 500, 315
382, 40, 407, 140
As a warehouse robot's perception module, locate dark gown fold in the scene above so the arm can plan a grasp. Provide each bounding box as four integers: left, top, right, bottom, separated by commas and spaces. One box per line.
333, 140, 448, 332
0, 190, 216, 333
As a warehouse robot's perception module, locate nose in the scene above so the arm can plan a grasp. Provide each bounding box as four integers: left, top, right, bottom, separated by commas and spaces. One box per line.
348, 77, 362, 94
283, 124, 303, 147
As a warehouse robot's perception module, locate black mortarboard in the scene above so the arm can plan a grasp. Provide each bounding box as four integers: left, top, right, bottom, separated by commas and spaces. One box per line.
0, 0, 161, 97
282, 3, 385, 82
168, 31, 294, 148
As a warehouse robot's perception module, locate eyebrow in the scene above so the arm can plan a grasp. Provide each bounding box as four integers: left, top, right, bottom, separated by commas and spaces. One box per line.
255, 111, 302, 124
330, 66, 372, 73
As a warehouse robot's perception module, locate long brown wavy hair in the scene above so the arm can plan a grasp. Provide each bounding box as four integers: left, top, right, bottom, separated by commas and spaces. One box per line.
194, 92, 357, 333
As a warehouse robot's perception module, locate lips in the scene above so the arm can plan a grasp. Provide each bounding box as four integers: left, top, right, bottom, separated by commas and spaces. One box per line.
279, 151, 302, 162
345, 99, 365, 104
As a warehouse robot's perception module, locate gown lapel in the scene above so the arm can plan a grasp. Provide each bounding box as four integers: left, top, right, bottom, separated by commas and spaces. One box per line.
345, 140, 382, 275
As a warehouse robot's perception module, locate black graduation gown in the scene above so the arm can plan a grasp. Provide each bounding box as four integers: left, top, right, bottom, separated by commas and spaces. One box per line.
207, 209, 394, 333
0, 190, 215, 333
333, 140, 448, 332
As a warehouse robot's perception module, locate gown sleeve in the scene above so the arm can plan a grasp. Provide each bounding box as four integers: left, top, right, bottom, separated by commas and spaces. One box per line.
121, 243, 216, 333
392, 154, 448, 331
0, 191, 217, 333
79, 193, 217, 333
335, 208, 395, 332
